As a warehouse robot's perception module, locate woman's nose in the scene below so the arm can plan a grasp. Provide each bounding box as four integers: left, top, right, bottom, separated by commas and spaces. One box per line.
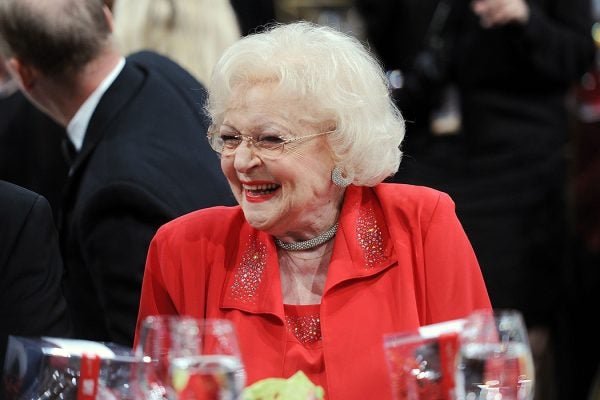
233, 141, 261, 171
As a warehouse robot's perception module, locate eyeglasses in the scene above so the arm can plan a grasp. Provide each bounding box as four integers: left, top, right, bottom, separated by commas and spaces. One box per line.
207, 130, 334, 159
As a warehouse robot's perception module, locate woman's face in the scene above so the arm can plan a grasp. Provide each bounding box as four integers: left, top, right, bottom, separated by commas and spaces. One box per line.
218, 82, 342, 237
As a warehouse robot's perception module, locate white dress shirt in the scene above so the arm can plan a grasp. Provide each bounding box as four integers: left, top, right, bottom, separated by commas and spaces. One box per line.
66, 57, 126, 151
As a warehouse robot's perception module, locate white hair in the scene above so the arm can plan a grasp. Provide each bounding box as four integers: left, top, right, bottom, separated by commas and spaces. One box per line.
206, 21, 405, 186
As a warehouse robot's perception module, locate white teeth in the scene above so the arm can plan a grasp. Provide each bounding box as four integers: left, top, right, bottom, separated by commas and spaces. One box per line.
243, 183, 279, 191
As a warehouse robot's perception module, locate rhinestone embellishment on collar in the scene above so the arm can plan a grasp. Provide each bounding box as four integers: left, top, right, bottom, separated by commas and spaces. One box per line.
274, 222, 338, 251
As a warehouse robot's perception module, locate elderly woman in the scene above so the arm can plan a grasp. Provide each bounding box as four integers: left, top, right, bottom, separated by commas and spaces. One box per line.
135, 21, 491, 399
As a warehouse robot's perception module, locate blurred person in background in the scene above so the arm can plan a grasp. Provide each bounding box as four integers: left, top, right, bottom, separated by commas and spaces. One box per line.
230, 0, 277, 35
0, 180, 72, 375
0, 55, 68, 218
571, 18, 600, 398
0, 0, 235, 347
111, 0, 241, 86
356, 0, 596, 398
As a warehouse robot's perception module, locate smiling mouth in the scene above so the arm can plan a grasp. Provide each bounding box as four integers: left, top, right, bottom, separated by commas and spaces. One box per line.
242, 183, 280, 196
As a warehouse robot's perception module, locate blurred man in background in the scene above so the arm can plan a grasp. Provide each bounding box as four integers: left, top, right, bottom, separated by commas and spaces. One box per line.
0, 0, 235, 346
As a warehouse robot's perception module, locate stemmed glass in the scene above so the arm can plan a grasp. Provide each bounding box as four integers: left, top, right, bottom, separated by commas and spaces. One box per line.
135, 316, 246, 400
455, 309, 535, 400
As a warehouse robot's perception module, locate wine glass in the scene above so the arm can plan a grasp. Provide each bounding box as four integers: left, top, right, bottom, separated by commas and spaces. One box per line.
455, 309, 535, 400
136, 315, 246, 400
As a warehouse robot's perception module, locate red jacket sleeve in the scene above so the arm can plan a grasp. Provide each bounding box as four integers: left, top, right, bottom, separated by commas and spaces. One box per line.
421, 191, 492, 323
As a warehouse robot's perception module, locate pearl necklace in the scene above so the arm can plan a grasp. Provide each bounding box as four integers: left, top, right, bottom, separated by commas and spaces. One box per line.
274, 222, 339, 251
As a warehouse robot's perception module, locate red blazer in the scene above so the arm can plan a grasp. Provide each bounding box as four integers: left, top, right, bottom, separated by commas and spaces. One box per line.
135, 183, 491, 399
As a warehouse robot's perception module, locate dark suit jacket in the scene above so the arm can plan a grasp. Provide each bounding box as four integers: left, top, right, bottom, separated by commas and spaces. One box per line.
0, 90, 69, 218
60, 51, 235, 346
0, 180, 72, 373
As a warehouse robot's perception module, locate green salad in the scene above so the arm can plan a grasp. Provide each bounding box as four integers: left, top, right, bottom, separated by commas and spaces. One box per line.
241, 371, 325, 400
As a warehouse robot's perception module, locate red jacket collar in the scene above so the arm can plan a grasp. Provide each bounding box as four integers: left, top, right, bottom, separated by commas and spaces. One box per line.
220, 186, 397, 317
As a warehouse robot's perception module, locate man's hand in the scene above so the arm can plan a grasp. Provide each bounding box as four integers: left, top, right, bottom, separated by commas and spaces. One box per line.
471, 0, 530, 28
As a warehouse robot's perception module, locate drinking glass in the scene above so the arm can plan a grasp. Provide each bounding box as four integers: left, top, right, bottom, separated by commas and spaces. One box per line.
136, 316, 246, 400
384, 319, 466, 400
455, 309, 535, 400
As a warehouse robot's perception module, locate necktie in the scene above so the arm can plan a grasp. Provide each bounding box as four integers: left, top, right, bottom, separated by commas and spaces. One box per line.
61, 137, 77, 165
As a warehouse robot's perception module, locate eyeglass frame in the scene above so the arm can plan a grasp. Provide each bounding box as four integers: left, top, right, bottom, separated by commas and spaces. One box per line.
206, 129, 335, 159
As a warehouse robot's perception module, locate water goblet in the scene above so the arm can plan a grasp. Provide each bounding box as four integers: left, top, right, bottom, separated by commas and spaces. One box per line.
455, 309, 535, 400
136, 315, 246, 400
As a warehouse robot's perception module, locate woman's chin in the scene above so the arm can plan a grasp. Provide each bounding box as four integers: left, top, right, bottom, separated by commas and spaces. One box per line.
242, 212, 273, 232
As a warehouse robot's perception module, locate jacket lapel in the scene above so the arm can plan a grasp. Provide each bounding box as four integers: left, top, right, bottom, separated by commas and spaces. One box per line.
219, 225, 285, 321
324, 185, 397, 293
63, 60, 145, 196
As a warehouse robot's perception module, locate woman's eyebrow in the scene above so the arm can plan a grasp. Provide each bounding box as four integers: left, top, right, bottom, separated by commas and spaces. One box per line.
219, 124, 241, 133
